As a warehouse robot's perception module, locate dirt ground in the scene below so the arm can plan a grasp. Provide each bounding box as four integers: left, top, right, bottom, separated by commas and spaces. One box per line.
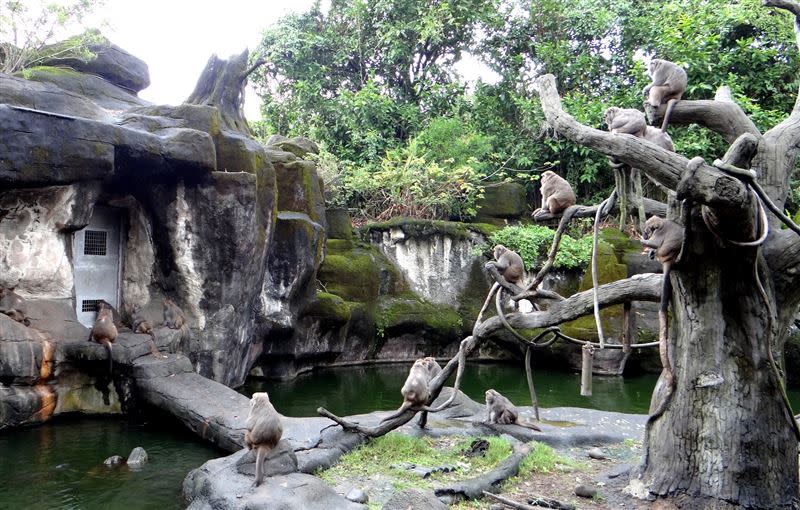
478, 442, 653, 510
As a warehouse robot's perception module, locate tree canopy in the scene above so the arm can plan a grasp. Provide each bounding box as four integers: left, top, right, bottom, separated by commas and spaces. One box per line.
251, 0, 800, 219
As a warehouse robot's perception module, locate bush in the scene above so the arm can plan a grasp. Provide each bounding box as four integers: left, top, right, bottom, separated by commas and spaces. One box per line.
489, 225, 592, 270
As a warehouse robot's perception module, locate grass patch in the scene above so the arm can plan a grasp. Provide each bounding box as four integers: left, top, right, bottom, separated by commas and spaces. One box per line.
318, 433, 514, 489
518, 442, 583, 476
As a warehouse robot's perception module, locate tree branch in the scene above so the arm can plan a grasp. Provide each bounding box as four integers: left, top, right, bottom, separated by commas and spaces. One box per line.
474, 274, 662, 338
531, 196, 666, 222
644, 100, 761, 144
535, 74, 684, 190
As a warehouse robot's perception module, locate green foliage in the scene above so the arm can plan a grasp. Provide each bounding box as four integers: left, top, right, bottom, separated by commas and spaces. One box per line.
489, 225, 593, 270
0, 1, 105, 74
255, 0, 800, 218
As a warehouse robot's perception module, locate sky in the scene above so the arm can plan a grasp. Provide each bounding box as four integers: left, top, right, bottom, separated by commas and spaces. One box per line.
91, 0, 322, 119
88, 0, 497, 120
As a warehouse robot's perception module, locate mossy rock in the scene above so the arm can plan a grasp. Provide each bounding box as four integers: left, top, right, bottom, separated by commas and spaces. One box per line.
474, 182, 527, 220
318, 241, 404, 302
376, 296, 463, 341
362, 217, 496, 241
326, 208, 353, 240
560, 237, 626, 341
301, 292, 351, 327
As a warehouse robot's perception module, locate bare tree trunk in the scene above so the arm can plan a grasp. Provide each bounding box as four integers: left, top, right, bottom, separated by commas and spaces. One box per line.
185, 50, 261, 135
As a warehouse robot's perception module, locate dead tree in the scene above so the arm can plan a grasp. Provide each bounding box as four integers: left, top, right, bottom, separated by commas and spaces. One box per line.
533, 2, 800, 503
185, 49, 266, 135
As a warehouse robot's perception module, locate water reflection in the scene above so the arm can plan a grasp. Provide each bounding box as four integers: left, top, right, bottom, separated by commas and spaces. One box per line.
244, 363, 800, 418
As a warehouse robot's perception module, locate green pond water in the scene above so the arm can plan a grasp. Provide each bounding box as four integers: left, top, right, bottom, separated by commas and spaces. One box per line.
4, 364, 800, 509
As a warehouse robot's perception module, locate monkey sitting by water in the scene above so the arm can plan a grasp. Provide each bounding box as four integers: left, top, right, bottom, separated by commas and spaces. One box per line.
245, 392, 283, 487
162, 298, 186, 329
89, 306, 117, 372
485, 389, 541, 431
0, 286, 30, 326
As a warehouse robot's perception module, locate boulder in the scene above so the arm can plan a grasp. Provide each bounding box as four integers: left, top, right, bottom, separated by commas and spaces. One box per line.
127, 446, 148, 468
474, 182, 528, 223
40, 32, 150, 93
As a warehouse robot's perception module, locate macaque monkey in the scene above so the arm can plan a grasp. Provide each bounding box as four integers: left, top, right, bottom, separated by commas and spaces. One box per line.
130, 304, 166, 358
604, 107, 647, 138
0, 287, 30, 326
89, 307, 117, 372
640, 215, 684, 381
245, 392, 283, 487
643, 59, 687, 132
420, 356, 442, 380
162, 298, 186, 329
381, 357, 441, 422
534, 170, 576, 216
490, 245, 525, 286
643, 126, 675, 152
485, 389, 541, 431
96, 300, 122, 328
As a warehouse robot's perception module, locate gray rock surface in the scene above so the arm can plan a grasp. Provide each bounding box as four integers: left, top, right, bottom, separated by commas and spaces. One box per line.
184, 470, 366, 510
235, 440, 298, 477
346, 487, 369, 504
382, 488, 448, 510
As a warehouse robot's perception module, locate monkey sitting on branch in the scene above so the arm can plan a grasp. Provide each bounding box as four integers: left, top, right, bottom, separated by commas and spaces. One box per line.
0, 286, 30, 326
532, 170, 576, 219
381, 357, 444, 422
245, 392, 283, 487
643, 58, 687, 133
640, 215, 685, 390
485, 389, 541, 431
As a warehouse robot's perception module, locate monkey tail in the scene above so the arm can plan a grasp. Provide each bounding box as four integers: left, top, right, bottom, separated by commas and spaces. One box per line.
517, 420, 542, 432
380, 401, 413, 423
658, 269, 673, 376
660, 98, 678, 132
102, 339, 113, 373
254, 446, 267, 487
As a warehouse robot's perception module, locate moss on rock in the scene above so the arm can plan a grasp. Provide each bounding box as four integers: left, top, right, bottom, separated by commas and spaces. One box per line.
302, 292, 352, 327
474, 182, 527, 221
375, 296, 463, 341
362, 217, 496, 241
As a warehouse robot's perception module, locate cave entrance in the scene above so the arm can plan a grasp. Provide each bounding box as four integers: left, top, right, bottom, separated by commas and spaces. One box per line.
73, 205, 124, 327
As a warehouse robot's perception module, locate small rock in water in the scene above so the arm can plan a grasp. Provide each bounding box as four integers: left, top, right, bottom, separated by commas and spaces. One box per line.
345, 488, 368, 504
127, 447, 149, 468
104, 455, 124, 467
575, 484, 598, 498
587, 447, 607, 460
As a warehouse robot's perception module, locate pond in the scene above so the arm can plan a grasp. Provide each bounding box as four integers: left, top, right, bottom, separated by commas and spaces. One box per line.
4, 363, 800, 509
0, 414, 220, 510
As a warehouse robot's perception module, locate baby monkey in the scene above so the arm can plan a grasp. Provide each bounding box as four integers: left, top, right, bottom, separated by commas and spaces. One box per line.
641, 215, 684, 381
485, 389, 541, 431
245, 392, 283, 487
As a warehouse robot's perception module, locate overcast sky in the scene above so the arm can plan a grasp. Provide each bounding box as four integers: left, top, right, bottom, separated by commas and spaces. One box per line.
90, 0, 496, 120
92, 0, 321, 119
